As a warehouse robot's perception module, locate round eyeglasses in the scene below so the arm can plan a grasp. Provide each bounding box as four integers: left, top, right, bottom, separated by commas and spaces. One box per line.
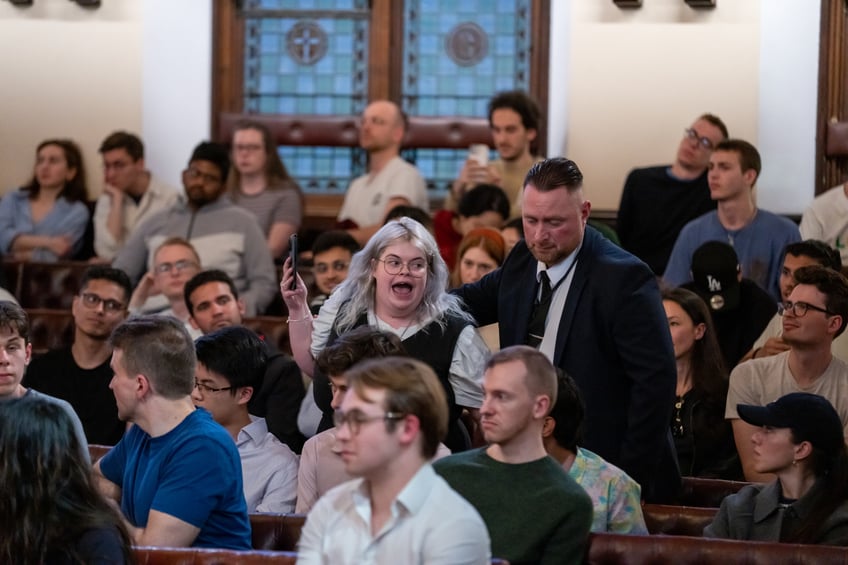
333, 409, 406, 435
376, 256, 428, 277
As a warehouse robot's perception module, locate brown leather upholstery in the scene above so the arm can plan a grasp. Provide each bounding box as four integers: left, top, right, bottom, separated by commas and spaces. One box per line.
26, 308, 74, 354
133, 547, 297, 565
242, 316, 290, 356
88, 443, 112, 463
218, 112, 492, 150
586, 532, 848, 564
18, 261, 89, 310
677, 477, 749, 508
643, 504, 717, 536
250, 513, 305, 552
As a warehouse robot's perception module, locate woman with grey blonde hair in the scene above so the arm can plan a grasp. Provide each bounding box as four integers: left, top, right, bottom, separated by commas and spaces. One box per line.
282, 217, 488, 452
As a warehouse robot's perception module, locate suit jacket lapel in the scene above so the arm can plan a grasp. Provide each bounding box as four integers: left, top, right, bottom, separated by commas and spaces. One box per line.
502, 245, 540, 347
553, 233, 593, 365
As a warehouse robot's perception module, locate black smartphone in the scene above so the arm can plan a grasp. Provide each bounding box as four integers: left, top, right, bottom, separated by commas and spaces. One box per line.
288, 234, 298, 290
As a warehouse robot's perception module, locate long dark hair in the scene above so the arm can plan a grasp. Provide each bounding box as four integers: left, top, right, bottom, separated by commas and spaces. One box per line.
787, 434, 848, 543
227, 120, 302, 195
0, 396, 133, 564
662, 287, 728, 398
22, 139, 88, 202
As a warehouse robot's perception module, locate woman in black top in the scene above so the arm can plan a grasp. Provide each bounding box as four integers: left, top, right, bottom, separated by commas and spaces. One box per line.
662, 287, 740, 478
0, 395, 132, 565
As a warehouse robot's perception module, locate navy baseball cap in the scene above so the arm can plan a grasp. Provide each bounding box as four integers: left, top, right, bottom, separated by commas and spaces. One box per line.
737, 393, 844, 455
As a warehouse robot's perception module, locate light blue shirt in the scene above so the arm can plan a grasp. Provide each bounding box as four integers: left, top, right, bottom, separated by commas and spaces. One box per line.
0, 190, 89, 261
663, 209, 800, 301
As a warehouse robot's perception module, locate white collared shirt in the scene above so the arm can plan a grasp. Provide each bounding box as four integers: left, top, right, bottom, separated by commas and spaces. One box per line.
535, 242, 581, 362
237, 416, 299, 513
296, 464, 490, 565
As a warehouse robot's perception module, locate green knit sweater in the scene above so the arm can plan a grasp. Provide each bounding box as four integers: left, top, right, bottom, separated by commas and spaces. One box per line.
434, 447, 593, 565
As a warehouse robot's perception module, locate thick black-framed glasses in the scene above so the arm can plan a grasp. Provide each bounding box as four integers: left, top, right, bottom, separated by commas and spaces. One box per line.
194, 381, 234, 394
778, 300, 834, 318
79, 292, 125, 313
683, 128, 715, 150
333, 409, 406, 435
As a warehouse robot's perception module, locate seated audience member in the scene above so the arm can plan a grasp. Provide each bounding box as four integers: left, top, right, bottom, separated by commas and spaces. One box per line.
800, 181, 848, 264
23, 266, 131, 445
228, 120, 302, 260
94, 131, 179, 261
663, 287, 740, 479
745, 240, 848, 362
617, 114, 727, 275
113, 141, 276, 316
0, 139, 89, 262
282, 217, 488, 453
543, 370, 647, 534
297, 326, 452, 513
706, 393, 848, 545
185, 269, 306, 452
452, 227, 506, 351
435, 346, 593, 564
664, 139, 801, 301
451, 227, 506, 288
500, 216, 523, 255
193, 326, 298, 513
383, 204, 434, 233
0, 301, 89, 462
448, 90, 543, 218
309, 230, 360, 316
128, 237, 202, 339
435, 183, 510, 269
297, 356, 490, 564
94, 316, 251, 549
0, 395, 132, 564
681, 241, 776, 368
727, 265, 848, 482
336, 100, 428, 245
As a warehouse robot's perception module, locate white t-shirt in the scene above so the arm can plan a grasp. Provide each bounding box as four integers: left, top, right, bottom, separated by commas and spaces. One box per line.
337, 156, 428, 227
800, 183, 848, 263
726, 351, 848, 439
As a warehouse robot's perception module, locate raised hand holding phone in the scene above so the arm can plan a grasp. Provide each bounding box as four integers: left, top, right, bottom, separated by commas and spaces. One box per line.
288, 234, 299, 290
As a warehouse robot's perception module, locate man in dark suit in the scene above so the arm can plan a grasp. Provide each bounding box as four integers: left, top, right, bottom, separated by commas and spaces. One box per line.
454, 157, 680, 502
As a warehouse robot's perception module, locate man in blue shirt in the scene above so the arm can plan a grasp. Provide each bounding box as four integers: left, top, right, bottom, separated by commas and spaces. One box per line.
664, 139, 800, 302
93, 315, 251, 550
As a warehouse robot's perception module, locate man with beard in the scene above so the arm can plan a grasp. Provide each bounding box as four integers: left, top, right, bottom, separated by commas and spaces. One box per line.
113, 142, 276, 316
453, 157, 680, 502
23, 266, 131, 445
336, 100, 428, 245
726, 265, 848, 482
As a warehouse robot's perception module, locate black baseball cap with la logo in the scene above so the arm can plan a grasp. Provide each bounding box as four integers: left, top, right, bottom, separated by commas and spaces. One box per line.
688, 240, 741, 311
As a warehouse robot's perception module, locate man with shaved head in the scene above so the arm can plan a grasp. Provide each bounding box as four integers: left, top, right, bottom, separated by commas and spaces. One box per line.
337, 100, 428, 245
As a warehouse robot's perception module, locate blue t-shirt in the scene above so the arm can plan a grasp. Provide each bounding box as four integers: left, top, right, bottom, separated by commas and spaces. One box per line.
99, 408, 251, 550
663, 209, 800, 302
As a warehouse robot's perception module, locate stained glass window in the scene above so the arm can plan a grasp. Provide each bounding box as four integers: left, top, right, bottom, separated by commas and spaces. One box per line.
241, 0, 533, 195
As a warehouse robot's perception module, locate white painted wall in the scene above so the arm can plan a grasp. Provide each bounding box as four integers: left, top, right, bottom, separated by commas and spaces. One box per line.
548, 0, 821, 213
0, 0, 143, 196
0, 0, 823, 215
141, 0, 212, 190
757, 0, 821, 214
